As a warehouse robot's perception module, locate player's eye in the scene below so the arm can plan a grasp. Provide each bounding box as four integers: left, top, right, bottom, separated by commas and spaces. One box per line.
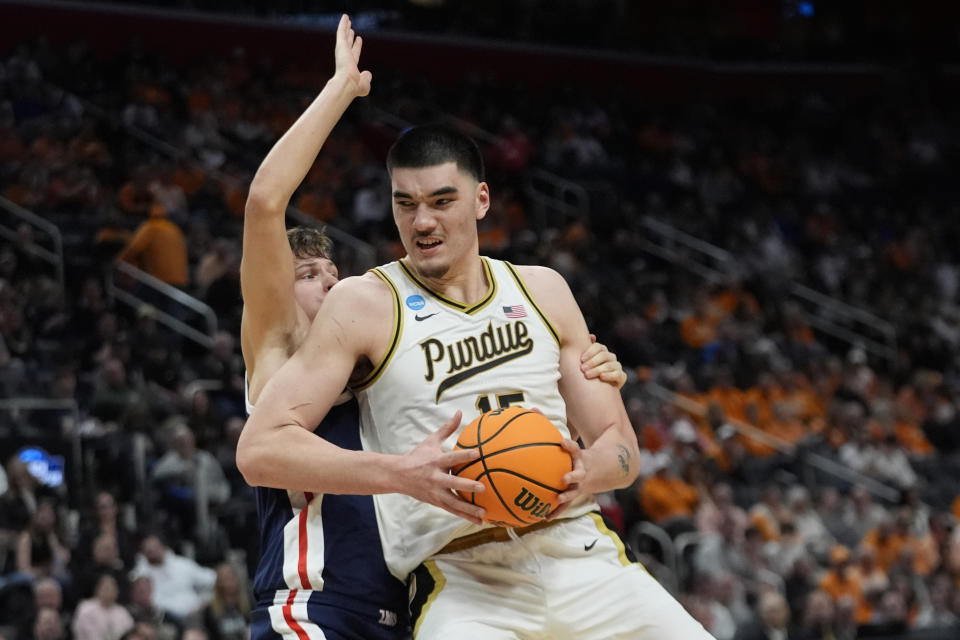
435, 198, 452, 206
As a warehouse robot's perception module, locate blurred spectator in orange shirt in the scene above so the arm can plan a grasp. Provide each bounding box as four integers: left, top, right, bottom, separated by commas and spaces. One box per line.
765, 402, 808, 447
739, 402, 779, 458
116, 204, 188, 288
295, 187, 339, 223
709, 278, 760, 320
854, 546, 889, 599
172, 162, 207, 197
680, 291, 717, 349
744, 372, 784, 425
708, 369, 746, 422
748, 486, 782, 542
638, 453, 700, 537
778, 370, 824, 422
892, 401, 935, 457
819, 545, 871, 624
861, 516, 906, 573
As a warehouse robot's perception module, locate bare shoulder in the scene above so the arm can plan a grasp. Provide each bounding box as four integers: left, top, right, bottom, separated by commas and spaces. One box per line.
512, 264, 573, 299
323, 272, 394, 311
304, 271, 397, 361
511, 264, 581, 342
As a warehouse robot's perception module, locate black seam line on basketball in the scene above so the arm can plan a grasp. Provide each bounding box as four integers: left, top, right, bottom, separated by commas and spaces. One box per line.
478, 411, 536, 446
454, 411, 535, 450
475, 469, 567, 495
488, 474, 535, 526
475, 418, 534, 526
434, 343, 534, 403
450, 442, 565, 477
474, 411, 489, 506
452, 410, 536, 475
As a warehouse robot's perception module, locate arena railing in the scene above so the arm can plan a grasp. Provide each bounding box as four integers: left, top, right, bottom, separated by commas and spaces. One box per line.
524, 169, 591, 230
0, 195, 66, 290
635, 215, 898, 365
643, 381, 902, 503
627, 521, 679, 594
107, 260, 218, 350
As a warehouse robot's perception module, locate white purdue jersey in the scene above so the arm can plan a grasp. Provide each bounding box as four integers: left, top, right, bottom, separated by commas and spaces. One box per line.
354, 257, 597, 580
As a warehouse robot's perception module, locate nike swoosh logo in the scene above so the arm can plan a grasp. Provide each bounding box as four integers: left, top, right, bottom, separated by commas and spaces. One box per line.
584, 539, 598, 551
415, 313, 439, 321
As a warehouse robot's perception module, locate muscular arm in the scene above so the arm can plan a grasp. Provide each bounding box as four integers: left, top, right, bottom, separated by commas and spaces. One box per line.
518, 266, 640, 493
238, 277, 397, 493
240, 14, 370, 393
237, 276, 485, 519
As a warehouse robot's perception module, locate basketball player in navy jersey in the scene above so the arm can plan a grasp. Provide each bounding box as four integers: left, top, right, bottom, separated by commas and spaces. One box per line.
240, 15, 629, 640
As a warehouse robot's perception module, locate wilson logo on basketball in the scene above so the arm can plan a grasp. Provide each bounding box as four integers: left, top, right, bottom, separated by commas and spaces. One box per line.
513, 487, 552, 519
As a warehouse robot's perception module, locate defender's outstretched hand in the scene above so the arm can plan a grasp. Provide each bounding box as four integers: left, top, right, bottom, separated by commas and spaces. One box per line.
336, 14, 372, 98
395, 411, 486, 525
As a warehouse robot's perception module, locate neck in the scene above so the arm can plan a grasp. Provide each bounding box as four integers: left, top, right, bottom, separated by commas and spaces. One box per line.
409, 255, 488, 305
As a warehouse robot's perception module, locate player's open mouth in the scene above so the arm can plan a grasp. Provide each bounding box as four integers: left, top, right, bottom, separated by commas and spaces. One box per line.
416, 239, 443, 250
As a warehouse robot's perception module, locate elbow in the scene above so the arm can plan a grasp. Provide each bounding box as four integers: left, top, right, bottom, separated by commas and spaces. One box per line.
244, 184, 286, 219
235, 435, 267, 487
613, 467, 640, 491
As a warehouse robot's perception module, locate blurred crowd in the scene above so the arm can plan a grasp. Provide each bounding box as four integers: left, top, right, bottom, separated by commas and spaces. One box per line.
1, 17, 960, 640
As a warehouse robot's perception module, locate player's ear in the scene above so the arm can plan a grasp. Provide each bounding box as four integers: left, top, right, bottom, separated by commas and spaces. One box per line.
475, 181, 490, 221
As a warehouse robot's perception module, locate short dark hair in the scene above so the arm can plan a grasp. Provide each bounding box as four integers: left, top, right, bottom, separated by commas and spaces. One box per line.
386, 124, 485, 183
287, 226, 332, 261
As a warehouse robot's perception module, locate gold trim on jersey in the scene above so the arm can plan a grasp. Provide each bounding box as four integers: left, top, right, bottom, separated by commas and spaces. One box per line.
398, 257, 498, 315
412, 560, 447, 637
588, 512, 631, 567
351, 268, 404, 390
503, 261, 560, 348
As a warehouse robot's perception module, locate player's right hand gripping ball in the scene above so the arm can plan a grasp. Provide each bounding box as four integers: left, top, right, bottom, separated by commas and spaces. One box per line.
453, 406, 572, 527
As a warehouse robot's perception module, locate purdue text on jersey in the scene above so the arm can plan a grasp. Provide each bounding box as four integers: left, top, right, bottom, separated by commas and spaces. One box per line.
419, 319, 533, 402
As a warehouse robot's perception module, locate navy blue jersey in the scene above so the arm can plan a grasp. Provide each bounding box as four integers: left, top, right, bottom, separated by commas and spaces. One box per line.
250, 397, 409, 638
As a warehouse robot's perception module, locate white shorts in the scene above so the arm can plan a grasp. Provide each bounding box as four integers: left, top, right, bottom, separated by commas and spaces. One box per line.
408, 512, 714, 640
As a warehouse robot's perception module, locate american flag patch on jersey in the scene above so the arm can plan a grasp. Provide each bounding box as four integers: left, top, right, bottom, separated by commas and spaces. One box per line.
503, 304, 527, 318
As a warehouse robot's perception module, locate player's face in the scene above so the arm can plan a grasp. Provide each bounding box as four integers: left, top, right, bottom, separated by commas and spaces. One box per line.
391, 162, 489, 281
293, 256, 339, 320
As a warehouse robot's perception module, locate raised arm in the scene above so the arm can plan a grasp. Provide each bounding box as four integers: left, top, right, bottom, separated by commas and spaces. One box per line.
518, 266, 640, 497
240, 14, 370, 385
237, 276, 485, 522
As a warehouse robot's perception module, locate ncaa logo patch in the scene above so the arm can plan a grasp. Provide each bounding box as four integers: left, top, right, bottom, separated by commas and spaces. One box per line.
405, 294, 426, 310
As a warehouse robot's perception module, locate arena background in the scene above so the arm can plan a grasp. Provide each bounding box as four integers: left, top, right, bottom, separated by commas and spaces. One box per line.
1, 1, 959, 638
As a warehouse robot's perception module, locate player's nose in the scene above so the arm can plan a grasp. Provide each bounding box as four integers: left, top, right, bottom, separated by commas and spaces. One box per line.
412, 204, 437, 232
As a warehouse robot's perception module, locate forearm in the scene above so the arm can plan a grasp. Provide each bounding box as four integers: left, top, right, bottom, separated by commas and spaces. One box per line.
248, 75, 358, 209
580, 423, 640, 493
237, 422, 401, 495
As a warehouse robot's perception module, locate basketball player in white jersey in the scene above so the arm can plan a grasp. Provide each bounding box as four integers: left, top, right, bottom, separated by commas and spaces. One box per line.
241, 115, 714, 639
240, 15, 631, 639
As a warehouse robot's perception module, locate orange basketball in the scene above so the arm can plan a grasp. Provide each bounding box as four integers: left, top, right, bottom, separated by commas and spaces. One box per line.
452, 406, 572, 527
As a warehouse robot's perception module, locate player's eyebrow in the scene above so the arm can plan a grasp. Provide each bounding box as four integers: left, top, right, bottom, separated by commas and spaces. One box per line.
393, 186, 459, 199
